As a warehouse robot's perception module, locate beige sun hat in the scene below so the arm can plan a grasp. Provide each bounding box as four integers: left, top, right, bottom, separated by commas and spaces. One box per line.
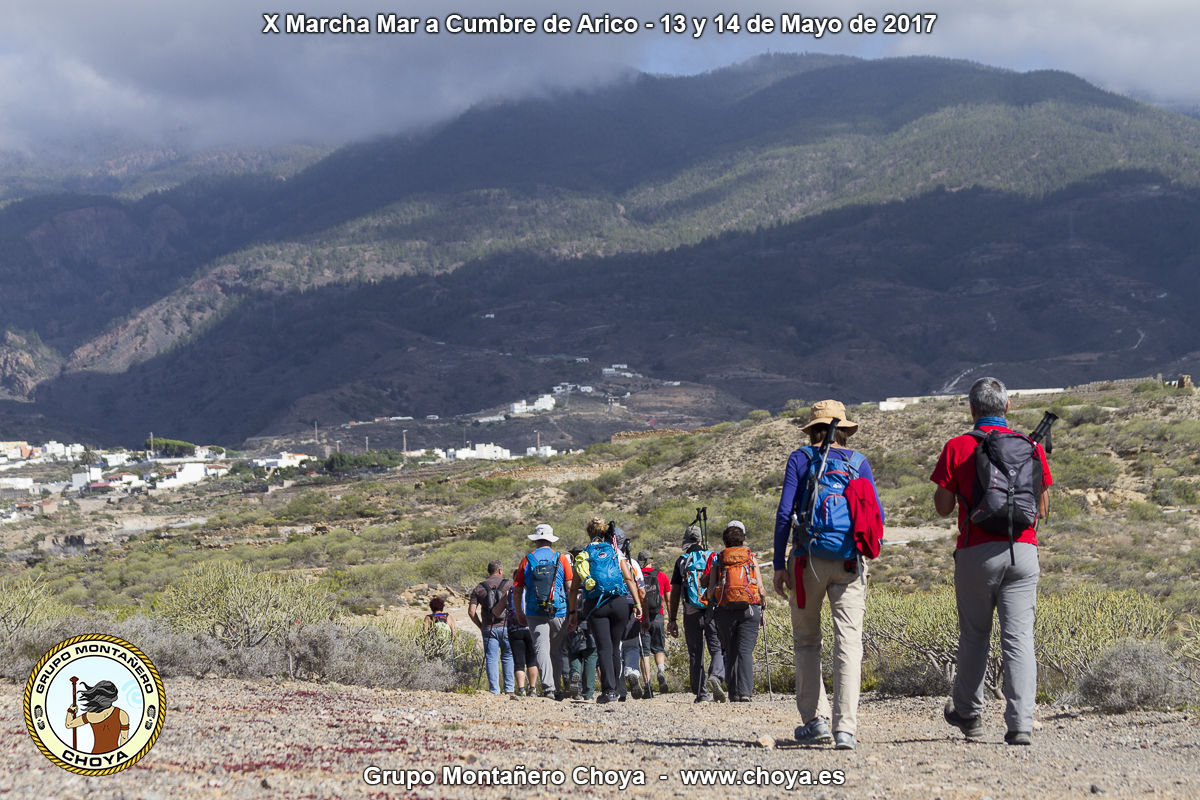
800, 399, 859, 436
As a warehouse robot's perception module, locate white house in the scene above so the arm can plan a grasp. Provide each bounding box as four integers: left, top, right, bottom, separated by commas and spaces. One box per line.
525, 445, 558, 458
250, 452, 310, 469
155, 462, 210, 489
510, 400, 529, 414
532, 394, 555, 412
102, 451, 133, 468
0, 442, 28, 460
107, 472, 147, 490
0, 477, 35, 493
70, 467, 104, 492
449, 443, 513, 461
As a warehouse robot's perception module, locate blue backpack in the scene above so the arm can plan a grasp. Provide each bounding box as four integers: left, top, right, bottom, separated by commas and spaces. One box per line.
527, 551, 561, 616
583, 541, 625, 603
681, 549, 714, 611
794, 447, 867, 561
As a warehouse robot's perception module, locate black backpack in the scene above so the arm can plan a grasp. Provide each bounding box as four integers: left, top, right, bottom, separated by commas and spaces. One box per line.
480, 579, 510, 627
967, 430, 1043, 562
642, 567, 663, 614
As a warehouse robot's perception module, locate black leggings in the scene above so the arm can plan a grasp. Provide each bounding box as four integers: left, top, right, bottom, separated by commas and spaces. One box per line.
509, 627, 534, 672
586, 596, 633, 695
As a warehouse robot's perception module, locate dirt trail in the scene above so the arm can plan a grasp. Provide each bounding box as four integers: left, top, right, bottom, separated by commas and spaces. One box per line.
6, 680, 1198, 799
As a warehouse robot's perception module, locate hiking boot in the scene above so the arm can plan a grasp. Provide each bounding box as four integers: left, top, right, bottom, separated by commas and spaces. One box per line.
554, 690, 565, 702
734, 696, 751, 703
794, 718, 833, 745
596, 692, 615, 705
657, 672, 669, 694
834, 732, 856, 750
1005, 731, 1032, 746
625, 670, 643, 700
943, 701, 984, 739
707, 677, 727, 703
694, 694, 708, 703
566, 673, 582, 699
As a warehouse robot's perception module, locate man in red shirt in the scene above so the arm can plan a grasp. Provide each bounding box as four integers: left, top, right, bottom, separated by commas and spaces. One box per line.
931, 377, 1051, 747
638, 550, 671, 693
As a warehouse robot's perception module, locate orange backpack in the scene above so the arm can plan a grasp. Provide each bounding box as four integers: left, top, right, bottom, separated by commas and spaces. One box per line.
716, 547, 762, 609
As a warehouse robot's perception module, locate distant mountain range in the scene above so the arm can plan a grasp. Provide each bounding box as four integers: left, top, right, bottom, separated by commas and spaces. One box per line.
3, 54, 1200, 446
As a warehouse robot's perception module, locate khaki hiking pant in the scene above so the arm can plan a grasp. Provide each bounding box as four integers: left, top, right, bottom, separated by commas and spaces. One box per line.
789, 553, 866, 736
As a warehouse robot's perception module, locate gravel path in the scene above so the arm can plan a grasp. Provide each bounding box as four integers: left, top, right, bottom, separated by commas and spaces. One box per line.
5, 680, 1199, 799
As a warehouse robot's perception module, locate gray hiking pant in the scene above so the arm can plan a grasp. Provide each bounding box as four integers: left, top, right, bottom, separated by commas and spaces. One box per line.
952, 541, 1040, 733
714, 604, 761, 700
683, 609, 725, 696
527, 615, 569, 694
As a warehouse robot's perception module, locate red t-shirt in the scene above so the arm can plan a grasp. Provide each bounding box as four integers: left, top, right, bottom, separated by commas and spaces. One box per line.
930, 425, 1053, 550
641, 567, 671, 615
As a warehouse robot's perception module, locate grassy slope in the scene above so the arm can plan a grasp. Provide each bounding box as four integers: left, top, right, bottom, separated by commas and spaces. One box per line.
7, 380, 1200, 619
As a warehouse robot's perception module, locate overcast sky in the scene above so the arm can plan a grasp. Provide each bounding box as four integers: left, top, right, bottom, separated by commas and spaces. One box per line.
2, 1, 1198, 154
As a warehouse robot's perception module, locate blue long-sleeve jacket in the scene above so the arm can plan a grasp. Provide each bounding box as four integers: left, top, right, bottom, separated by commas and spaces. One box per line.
773, 447, 883, 571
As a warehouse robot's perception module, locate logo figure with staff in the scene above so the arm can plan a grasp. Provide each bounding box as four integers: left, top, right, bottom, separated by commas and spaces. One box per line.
24, 634, 165, 776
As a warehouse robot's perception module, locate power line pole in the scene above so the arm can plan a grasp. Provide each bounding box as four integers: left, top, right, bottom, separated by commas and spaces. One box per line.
402, 429, 408, 454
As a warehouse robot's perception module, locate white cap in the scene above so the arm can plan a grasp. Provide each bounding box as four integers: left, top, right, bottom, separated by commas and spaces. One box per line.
528, 523, 558, 543
725, 520, 746, 534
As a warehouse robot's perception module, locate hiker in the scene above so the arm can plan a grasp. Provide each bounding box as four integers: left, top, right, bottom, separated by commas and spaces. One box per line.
667, 524, 727, 702
569, 519, 643, 704
704, 521, 764, 703
513, 523, 574, 699
506, 566, 539, 697
65, 680, 129, 753
468, 560, 514, 695
638, 550, 671, 694
423, 596, 456, 636
932, 377, 1052, 746
566, 559, 599, 700
774, 399, 883, 751
615, 529, 649, 699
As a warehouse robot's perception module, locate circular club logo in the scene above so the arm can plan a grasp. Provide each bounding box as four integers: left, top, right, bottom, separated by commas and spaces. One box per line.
24, 634, 166, 776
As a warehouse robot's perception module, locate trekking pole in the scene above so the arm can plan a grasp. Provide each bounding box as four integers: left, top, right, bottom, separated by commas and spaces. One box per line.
760, 610, 773, 700
636, 617, 654, 699
698, 506, 708, 550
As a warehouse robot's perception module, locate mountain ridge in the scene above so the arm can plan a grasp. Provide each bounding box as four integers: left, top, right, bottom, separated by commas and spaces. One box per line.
3, 55, 1200, 445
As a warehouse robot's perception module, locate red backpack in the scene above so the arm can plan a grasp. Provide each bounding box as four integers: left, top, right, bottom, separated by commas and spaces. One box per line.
715, 547, 762, 609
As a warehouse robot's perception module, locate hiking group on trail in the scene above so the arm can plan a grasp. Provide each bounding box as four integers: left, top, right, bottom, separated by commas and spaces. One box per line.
445, 383, 1052, 750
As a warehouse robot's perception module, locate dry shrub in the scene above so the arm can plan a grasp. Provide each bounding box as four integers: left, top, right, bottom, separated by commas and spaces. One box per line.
1077, 641, 1185, 712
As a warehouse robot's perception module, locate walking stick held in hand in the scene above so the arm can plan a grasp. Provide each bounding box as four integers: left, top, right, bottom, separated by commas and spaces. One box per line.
760, 610, 773, 700
70, 676, 78, 750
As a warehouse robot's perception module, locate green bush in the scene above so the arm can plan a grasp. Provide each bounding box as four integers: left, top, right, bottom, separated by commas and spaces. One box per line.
1051, 450, 1119, 490
1127, 502, 1165, 522
1037, 586, 1171, 694
0, 574, 72, 648
155, 562, 336, 648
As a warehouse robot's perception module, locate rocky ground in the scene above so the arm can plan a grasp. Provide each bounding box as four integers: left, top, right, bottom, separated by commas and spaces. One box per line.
5, 679, 1198, 799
